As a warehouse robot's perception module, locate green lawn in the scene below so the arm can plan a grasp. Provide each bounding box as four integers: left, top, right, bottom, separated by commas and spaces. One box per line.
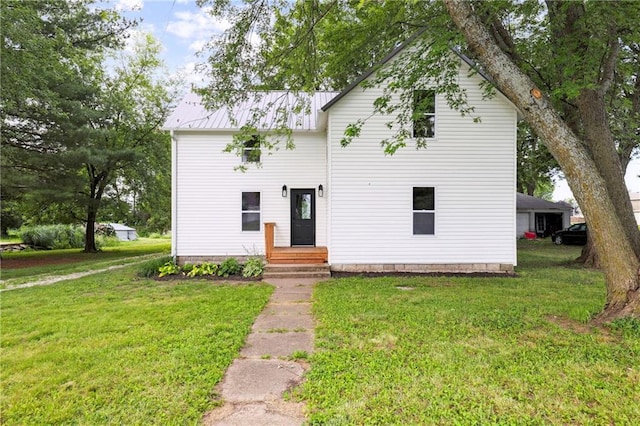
0, 266, 273, 424
299, 240, 640, 424
1, 238, 171, 284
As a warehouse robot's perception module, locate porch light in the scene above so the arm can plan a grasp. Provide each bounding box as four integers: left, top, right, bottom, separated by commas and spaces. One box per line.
318, 184, 324, 197
282, 185, 287, 197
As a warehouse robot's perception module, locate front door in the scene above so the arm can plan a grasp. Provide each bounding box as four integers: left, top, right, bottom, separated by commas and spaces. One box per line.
291, 189, 315, 246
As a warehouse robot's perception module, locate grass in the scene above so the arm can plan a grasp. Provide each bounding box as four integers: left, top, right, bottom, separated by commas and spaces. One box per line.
0, 265, 273, 424
0, 238, 170, 284
298, 240, 640, 424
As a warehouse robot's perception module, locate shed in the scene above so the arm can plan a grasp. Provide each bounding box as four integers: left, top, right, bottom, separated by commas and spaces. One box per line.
516, 193, 572, 238
109, 223, 138, 241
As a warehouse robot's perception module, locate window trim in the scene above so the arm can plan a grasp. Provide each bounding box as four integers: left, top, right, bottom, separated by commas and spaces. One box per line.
241, 135, 262, 163
241, 191, 261, 232
412, 186, 436, 236
412, 90, 436, 139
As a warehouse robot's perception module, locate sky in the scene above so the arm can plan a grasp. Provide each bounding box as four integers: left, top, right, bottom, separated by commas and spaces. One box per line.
108, 0, 640, 202
108, 0, 226, 88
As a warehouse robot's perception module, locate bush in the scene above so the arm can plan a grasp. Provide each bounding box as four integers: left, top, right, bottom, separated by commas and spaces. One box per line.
242, 257, 264, 277
19, 224, 84, 250
158, 260, 180, 277
137, 256, 173, 278
96, 235, 121, 248
218, 257, 242, 277
187, 262, 218, 277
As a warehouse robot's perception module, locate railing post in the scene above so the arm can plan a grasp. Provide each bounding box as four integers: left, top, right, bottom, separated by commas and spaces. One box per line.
264, 222, 275, 262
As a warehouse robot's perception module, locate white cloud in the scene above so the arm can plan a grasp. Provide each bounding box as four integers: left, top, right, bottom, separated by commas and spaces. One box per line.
114, 0, 143, 12
166, 8, 230, 40
121, 25, 157, 54
172, 61, 210, 89
188, 39, 208, 52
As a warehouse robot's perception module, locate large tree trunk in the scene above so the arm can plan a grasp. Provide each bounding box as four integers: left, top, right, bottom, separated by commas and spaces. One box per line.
577, 89, 640, 258
84, 166, 108, 253
444, 0, 640, 321
84, 202, 98, 253
577, 236, 600, 268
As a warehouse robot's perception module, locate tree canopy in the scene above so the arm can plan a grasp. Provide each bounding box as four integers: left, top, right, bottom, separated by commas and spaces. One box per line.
1, 1, 173, 249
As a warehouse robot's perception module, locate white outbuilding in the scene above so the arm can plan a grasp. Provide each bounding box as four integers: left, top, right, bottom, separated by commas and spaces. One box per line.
109, 223, 138, 241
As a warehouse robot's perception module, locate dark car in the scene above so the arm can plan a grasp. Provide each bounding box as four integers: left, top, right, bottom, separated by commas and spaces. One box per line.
552, 223, 587, 245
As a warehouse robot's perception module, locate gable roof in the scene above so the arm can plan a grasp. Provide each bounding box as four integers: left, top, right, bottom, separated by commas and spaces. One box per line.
321, 29, 429, 112
163, 91, 337, 132
516, 193, 572, 211
321, 29, 517, 115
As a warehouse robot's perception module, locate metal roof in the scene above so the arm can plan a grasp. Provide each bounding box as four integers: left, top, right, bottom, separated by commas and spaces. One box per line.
516, 193, 572, 211
163, 91, 338, 131
109, 223, 136, 231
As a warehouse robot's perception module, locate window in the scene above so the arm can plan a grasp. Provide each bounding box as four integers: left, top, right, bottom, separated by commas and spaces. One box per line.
413, 90, 436, 138
242, 136, 261, 162
413, 187, 435, 235
242, 192, 260, 231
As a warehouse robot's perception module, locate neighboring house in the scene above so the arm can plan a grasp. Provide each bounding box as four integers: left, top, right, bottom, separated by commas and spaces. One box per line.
164, 41, 519, 273
516, 193, 572, 238
110, 223, 137, 241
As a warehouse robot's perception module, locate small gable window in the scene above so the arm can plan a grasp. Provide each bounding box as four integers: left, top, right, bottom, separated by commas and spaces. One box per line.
413, 90, 436, 138
242, 192, 260, 231
242, 135, 262, 163
413, 187, 435, 235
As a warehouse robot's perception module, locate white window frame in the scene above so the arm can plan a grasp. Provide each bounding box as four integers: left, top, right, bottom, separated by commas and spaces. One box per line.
242, 136, 261, 163
412, 90, 436, 139
412, 186, 436, 236
241, 191, 261, 232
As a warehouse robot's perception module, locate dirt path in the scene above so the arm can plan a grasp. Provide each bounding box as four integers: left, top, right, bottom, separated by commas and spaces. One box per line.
1, 254, 160, 291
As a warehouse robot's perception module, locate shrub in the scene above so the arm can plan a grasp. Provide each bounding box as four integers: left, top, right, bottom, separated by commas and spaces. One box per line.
138, 256, 173, 278
242, 257, 264, 277
218, 257, 242, 277
158, 260, 180, 277
19, 224, 84, 250
95, 224, 116, 237
187, 262, 218, 277
96, 235, 121, 248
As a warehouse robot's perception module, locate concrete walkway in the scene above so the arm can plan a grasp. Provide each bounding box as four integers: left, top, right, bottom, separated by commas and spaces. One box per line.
203, 277, 321, 425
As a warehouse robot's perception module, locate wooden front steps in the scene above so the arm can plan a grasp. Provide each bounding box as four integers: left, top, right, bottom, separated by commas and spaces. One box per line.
263, 263, 331, 280
269, 246, 328, 264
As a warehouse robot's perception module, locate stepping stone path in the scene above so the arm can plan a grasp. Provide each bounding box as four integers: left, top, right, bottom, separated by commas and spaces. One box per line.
203, 278, 320, 425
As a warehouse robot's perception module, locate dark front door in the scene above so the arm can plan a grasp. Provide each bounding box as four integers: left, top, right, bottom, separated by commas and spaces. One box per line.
291, 189, 316, 246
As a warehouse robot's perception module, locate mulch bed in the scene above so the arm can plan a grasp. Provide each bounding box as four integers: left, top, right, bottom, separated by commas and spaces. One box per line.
154, 274, 262, 282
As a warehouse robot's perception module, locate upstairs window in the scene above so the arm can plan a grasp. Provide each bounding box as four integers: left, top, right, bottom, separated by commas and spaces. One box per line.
413, 187, 435, 235
242, 135, 261, 163
242, 192, 260, 231
413, 90, 436, 138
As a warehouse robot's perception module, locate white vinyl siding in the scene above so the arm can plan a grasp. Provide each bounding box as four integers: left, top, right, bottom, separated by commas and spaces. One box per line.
174, 131, 327, 257
326, 59, 517, 266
